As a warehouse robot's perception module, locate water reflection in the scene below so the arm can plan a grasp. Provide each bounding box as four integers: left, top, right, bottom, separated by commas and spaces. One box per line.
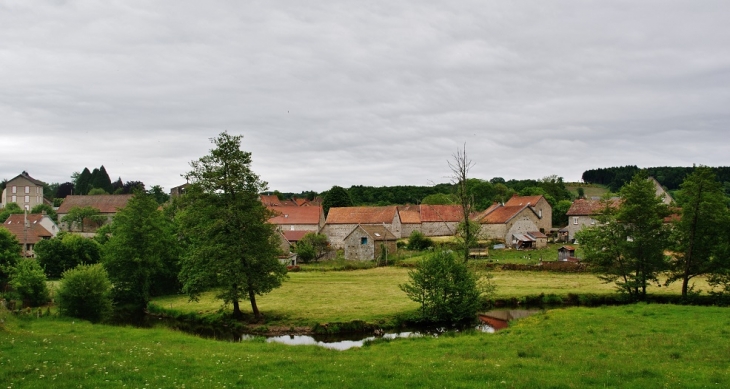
265, 326, 494, 351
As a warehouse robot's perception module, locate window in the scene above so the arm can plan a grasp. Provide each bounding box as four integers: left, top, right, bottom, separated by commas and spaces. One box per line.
573, 217, 578, 225
24, 205, 29, 210
361, 237, 368, 245
12, 186, 16, 194
24, 195, 30, 203
25, 186, 29, 194
539, 209, 542, 218
11, 195, 16, 202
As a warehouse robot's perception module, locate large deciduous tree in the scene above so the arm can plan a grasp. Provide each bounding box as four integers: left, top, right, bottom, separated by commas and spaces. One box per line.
177, 132, 287, 321
667, 166, 730, 297
102, 192, 180, 317
578, 174, 670, 300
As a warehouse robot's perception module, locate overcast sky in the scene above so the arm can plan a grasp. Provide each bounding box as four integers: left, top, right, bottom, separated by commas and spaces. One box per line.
1, 1, 729, 193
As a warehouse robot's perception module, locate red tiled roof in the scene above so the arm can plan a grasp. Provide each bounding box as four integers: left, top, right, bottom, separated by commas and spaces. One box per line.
505, 194, 543, 207
397, 205, 421, 224
57, 195, 133, 214
260, 194, 281, 206
2, 214, 53, 244
282, 230, 309, 242
420, 205, 463, 223
326, 206, 398, 224
268, 206, 322, 225
479, 205, 527, 224
566, 198, 620, 216
293, 198, 308, 206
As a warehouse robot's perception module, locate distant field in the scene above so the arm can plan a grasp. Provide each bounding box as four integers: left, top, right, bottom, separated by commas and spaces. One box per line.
151, 266, 711, 326
565, 183, 611, 199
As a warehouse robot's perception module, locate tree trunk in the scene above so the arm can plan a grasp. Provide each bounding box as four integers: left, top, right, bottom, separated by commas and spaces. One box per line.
681, 277, 689, 297
249, 288, 261, 320
232, 299, 243, 320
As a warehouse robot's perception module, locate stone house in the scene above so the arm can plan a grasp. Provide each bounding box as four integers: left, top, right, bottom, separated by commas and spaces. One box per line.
343, 224, 397, 261
56, 194, 133, 234
398, 205, 464, 237
2, 213, 59, 257
503, 194, 552, 233
564, 198, 620, 241
1, 171, 49, 210
476, 203, 542, 243
267, 205, 324, 233
321, 206, 402, 248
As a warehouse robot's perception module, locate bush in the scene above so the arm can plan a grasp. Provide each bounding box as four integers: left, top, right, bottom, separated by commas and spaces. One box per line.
400, 250, 482, 323
57, 264, 112, 323
9, 258, 50, 307
406, 230, 434, 251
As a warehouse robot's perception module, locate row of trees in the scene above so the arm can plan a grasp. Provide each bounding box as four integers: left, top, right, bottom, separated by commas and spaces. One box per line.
577, 168, 730, 299
582, 165, 730, 193
3, 133, 286, 324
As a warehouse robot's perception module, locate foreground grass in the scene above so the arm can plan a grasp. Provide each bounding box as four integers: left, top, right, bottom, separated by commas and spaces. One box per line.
152, 268, 711, 325
2, 304, 729, 388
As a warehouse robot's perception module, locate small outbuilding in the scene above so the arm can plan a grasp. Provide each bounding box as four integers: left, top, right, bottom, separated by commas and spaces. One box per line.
343, 224, 397, 261
558, 245, 577, 261
511, 231, 548, 249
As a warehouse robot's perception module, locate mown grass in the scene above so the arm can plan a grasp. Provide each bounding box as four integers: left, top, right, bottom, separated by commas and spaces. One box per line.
151, 267, 712, 326
2, 304, 729, 388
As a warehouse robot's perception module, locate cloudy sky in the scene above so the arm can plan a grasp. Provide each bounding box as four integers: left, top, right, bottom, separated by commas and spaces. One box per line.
1, 1, 729, 193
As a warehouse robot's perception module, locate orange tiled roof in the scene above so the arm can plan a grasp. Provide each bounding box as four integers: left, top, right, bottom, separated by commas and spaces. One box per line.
57, 195, 133, 214
420, 205, 463, 223
397, 206, 421, 224
479, 205, 527, 224
268, 206, 322, 225
566, 198, 620, 216
326, 206, 398, 224
260, 194, 281, 206
293, 198, 308, 206
505, 194, 544, 207
282, 230, 309, 242
2, 214, 53, 244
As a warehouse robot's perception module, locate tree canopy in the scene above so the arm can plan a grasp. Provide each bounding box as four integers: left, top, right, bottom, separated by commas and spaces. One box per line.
177, 132, 287, 320
322, 185, 353, 216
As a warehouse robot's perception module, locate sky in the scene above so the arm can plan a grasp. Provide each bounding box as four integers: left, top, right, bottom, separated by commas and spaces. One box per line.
1, 1, 729, 194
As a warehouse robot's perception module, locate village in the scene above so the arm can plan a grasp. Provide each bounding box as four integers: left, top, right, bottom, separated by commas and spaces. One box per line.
1, 169, 675, 265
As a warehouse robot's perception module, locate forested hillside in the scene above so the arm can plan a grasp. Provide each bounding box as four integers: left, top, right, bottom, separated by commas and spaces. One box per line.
582, 165, 730, 193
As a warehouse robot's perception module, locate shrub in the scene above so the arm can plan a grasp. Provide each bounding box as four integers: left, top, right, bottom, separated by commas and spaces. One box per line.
57, 264, 112, 323
400, 250, 482, 323
406, 230, 434, 251
9, 258, 50, 307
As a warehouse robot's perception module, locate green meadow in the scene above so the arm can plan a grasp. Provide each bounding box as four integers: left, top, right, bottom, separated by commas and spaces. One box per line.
2, 303, 729, 388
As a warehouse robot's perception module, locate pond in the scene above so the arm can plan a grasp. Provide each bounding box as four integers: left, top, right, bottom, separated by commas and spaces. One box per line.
149, 309, 541, 351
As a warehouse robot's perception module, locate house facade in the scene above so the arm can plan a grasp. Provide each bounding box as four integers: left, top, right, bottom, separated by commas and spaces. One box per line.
321, 206, 402, 248
2, 172, 47, 210
2, 213, 59, 257
564, 198, 620, 241
343, 225, 397, 261
475, 195, 552, 243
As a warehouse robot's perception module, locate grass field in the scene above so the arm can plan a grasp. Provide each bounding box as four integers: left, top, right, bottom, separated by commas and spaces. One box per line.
2, 303, 729, 388
151, 267, 711, 326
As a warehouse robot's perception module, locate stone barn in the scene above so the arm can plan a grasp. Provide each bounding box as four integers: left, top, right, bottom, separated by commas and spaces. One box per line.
343, 225, 397, 261
321, 206, 401, 249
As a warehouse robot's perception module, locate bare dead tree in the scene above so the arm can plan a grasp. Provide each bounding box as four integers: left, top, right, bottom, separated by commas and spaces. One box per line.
449, 144, 479, 262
